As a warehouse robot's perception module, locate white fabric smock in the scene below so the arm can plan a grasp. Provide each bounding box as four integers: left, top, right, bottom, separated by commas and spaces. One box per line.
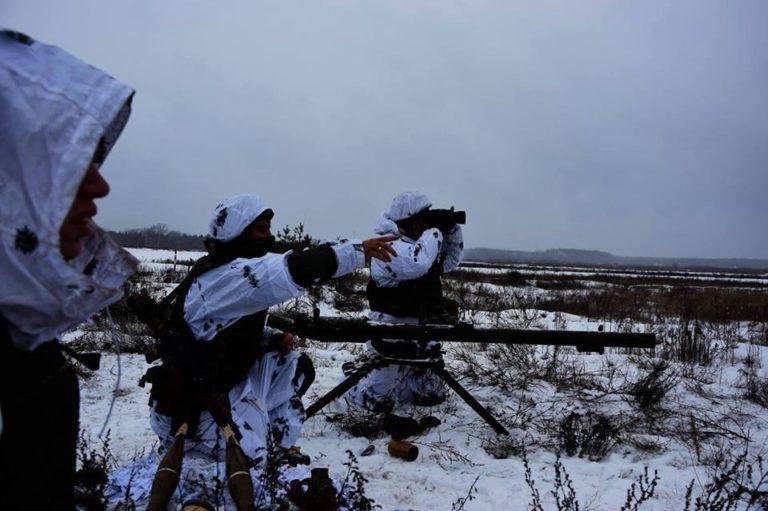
150, 239, 365, 459
185, 242, 363, 340
0, 30, 138, 350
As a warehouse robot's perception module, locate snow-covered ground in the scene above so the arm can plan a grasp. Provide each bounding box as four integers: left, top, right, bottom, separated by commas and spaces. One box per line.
72, 249, 768, 510
126, 247, 205, 272
127, 247, 205, 263
78, 346, 768, 510
458, 266, 768, 287
463, 262, 768, 281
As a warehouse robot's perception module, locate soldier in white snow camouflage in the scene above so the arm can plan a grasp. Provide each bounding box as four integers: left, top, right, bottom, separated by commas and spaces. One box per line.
146, 194, 397, 462
0, 30, 137, 509
347, 191, 464, 412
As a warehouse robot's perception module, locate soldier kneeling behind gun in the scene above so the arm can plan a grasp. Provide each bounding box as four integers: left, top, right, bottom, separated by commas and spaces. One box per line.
347, 192, 465, 413
133, 194, 397, 463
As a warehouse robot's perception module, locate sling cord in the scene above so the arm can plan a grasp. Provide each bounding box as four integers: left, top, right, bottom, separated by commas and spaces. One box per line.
98, 306, 122, 438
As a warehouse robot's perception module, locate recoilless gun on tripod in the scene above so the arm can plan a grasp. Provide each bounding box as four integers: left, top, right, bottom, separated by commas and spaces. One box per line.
267, 312, 657, 436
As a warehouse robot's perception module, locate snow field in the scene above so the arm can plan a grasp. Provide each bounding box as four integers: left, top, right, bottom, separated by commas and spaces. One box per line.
72, 248, 768, 510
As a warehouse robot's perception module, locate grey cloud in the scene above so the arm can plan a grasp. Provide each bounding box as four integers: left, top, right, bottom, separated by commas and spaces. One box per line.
4, 0, 767, 257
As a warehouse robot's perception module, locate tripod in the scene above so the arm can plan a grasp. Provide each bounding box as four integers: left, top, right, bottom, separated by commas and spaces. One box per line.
305, 353, 509, 436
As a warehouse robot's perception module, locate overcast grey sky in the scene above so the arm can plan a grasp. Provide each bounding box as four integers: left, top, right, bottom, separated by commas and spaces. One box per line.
4, 1, 767, 258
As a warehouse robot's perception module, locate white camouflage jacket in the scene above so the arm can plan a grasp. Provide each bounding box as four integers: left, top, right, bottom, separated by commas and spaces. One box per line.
183, 242, 365, 342
369, 214, 463, 324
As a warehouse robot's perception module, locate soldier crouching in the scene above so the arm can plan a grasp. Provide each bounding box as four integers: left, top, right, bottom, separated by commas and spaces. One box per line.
143, 194, 397, 462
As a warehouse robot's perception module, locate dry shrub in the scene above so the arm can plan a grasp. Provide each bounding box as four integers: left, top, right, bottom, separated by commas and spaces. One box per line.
535, 279, 587, 291
454, 343, 542, 392
740, 365, 768, 409
332, 291, 367, 313
445, 268, 528, 287
655, 319, 731, 367
443, 281, 546, 328
451, 475, 480, 511
559, 411, 620, 461
627, 359, 679, 410
539, 286, 768, 325
338, 450, 380, 511
454, 342, 598, 397
482, 433, 526, 460
326, 269, 367, 312
525, 449, 660, 511
325, 410, 383, 440
443, 281, 505, 321
682, 453, 768, 511
74, 431, 115, 511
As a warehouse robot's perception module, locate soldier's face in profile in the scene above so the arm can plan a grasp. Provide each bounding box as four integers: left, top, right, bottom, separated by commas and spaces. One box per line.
59, 162, 111, 260
248, 219, 272, 240
400, 216, 429, 240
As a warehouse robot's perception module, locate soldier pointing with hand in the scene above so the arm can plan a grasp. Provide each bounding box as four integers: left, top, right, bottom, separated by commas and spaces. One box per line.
143, 194, 398, 467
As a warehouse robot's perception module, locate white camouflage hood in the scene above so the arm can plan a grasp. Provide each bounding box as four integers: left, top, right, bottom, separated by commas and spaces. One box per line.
208, 194, 271, 242
0, 30, 138, 350
374, 191, 432, 236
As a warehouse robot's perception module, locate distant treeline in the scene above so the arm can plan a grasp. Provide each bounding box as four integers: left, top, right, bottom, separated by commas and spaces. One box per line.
107, 223, 315, 253
107, 224, 206, 251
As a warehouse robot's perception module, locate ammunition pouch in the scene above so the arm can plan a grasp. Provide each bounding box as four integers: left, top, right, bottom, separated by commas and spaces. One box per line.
367, 260, 458, 324
132, 252, 268, 440
141, 317, 263, 432
140, 365, 184, 417
142, 362, 242, 440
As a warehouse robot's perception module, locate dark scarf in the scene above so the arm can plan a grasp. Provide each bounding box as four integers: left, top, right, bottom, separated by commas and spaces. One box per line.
203, 235, 276, 260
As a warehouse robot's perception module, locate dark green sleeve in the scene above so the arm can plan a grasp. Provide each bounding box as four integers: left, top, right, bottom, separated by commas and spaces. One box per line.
286, 244, 338, 287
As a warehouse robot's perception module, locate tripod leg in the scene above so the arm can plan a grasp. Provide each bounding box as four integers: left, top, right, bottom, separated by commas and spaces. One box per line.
433, 368, 509, 436
305, 363, 380, 418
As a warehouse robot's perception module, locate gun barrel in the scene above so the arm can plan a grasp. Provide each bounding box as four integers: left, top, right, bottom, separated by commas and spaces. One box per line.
267, 314, 656, 351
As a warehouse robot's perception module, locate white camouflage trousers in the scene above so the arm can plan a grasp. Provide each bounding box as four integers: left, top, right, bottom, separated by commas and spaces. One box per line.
150, 351, 306, 461
346, 340, 447, 412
